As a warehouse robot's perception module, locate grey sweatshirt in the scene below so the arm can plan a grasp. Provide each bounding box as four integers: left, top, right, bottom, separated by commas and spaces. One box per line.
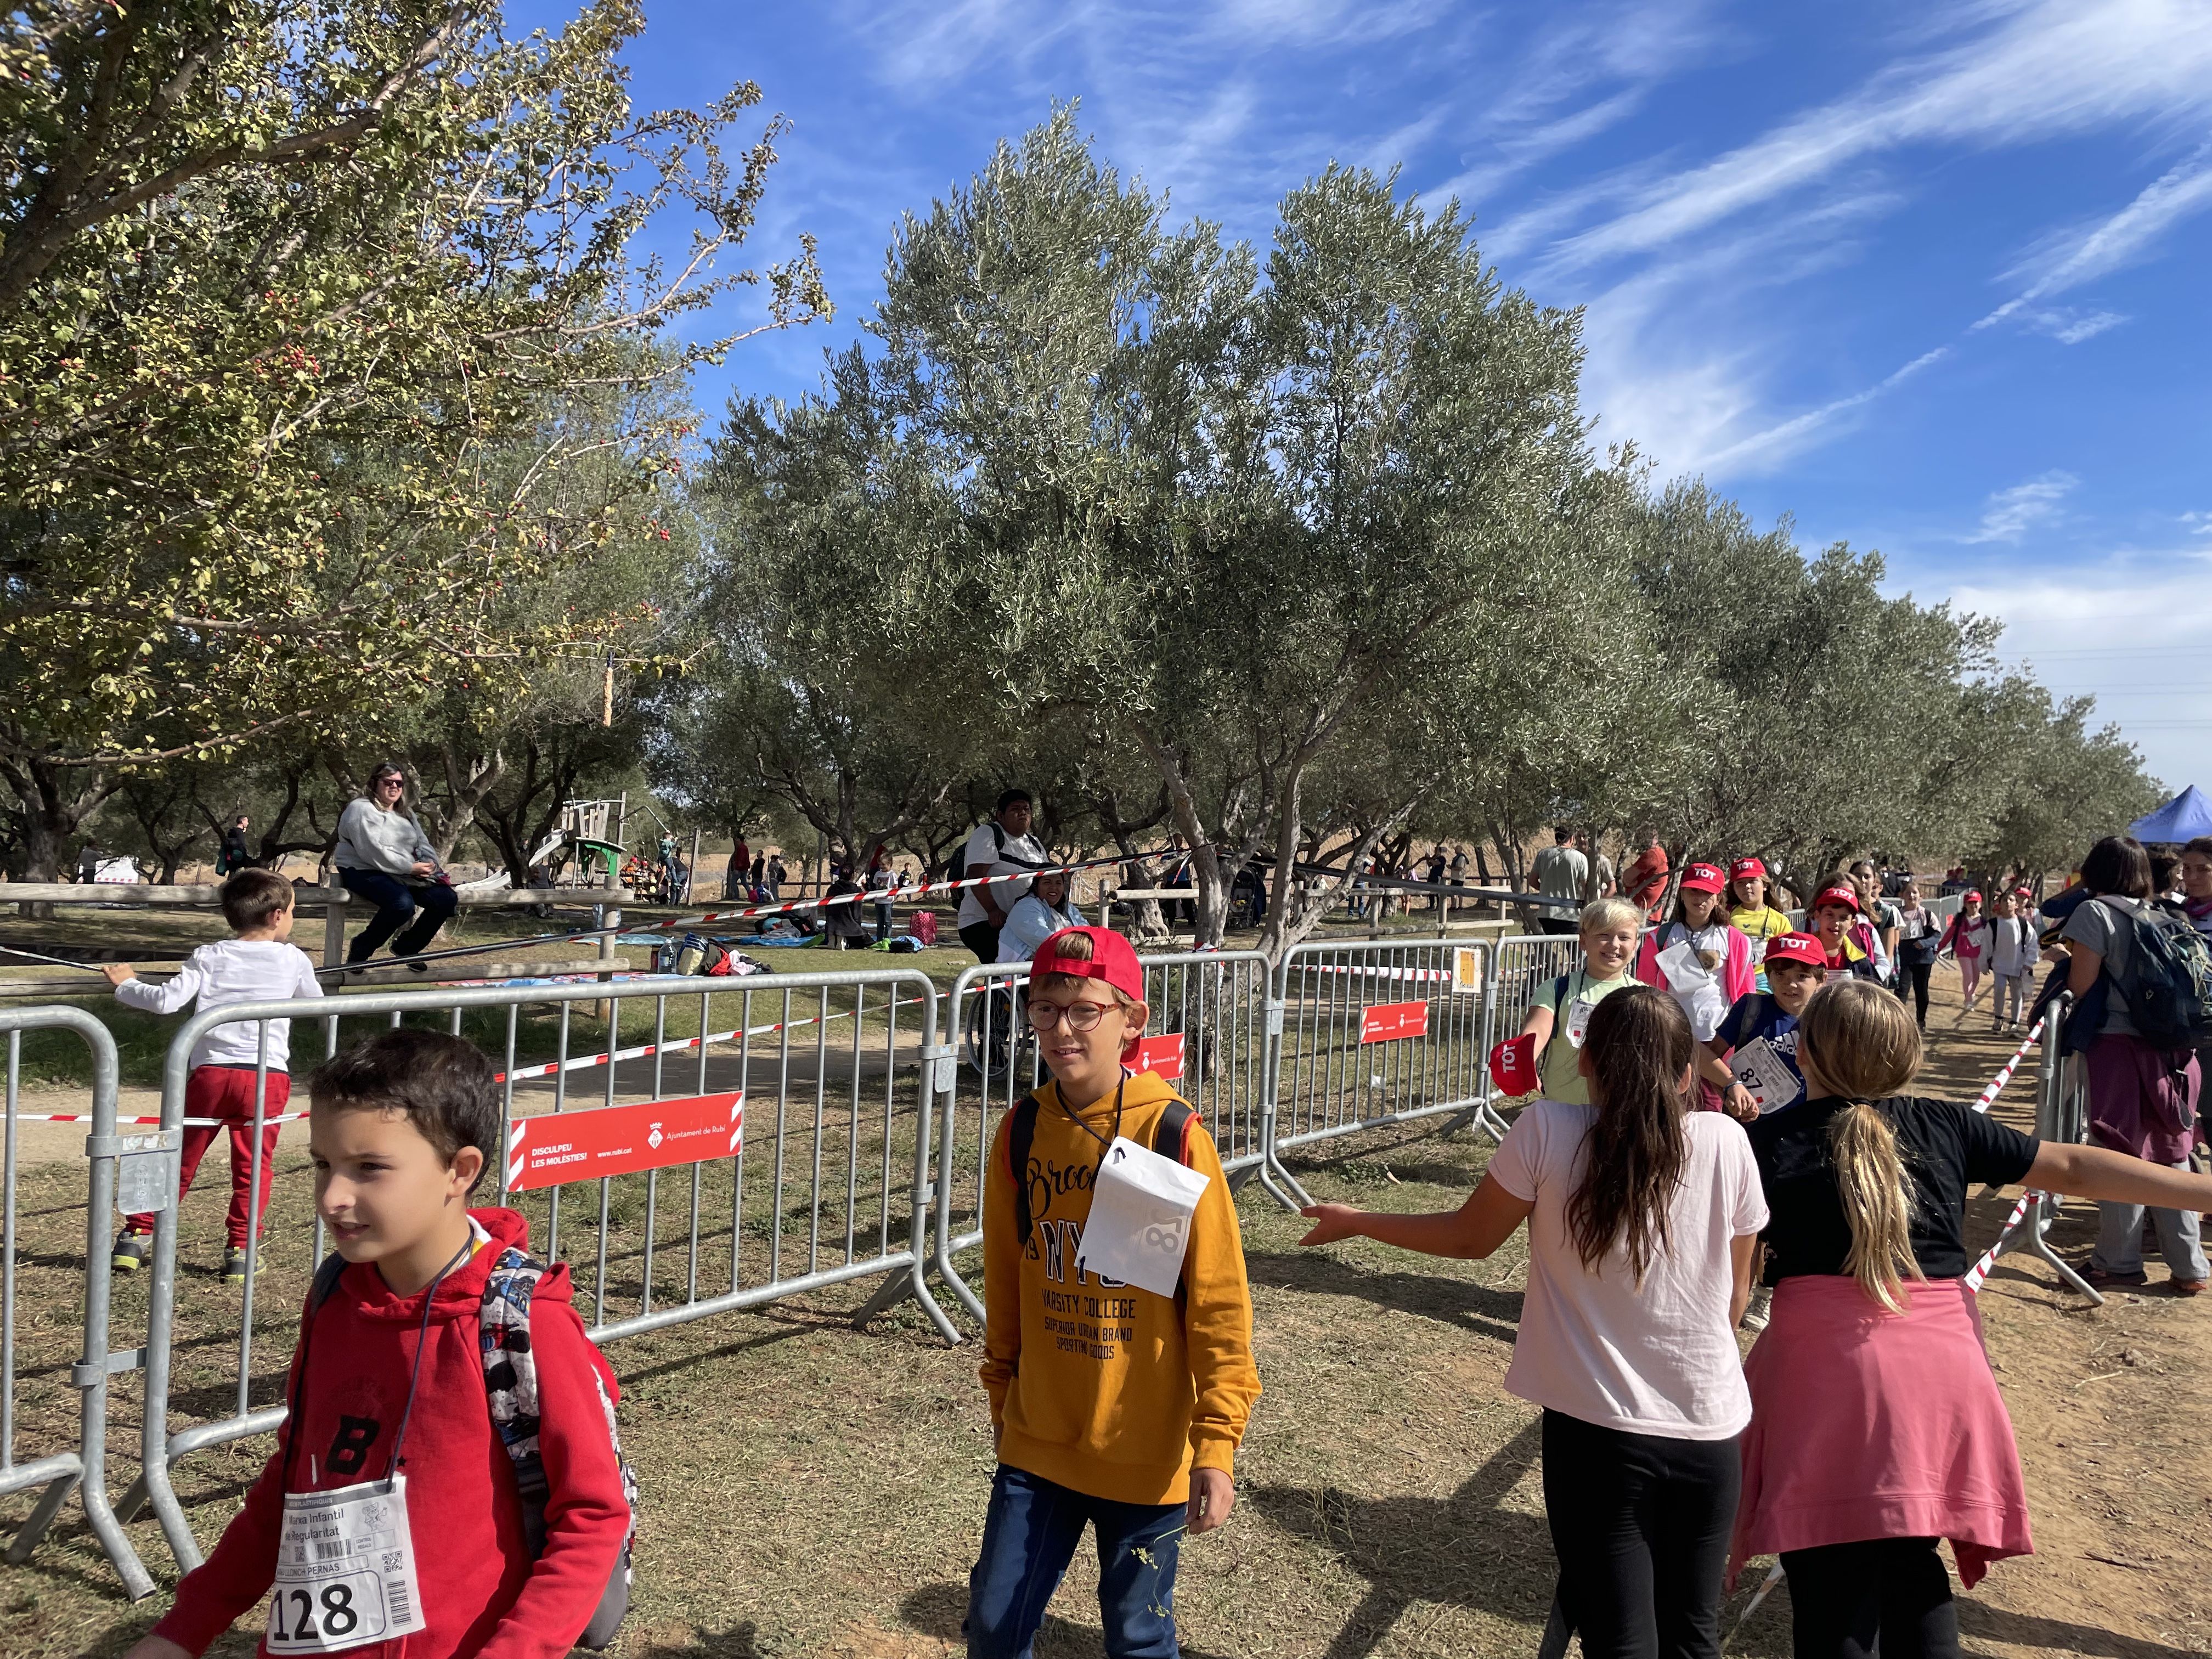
332, 797, 438, 876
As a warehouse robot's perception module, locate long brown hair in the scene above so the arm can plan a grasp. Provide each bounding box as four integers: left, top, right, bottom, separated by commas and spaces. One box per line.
1568, 984, 1692, 1284
1797, 980, 1924, 1313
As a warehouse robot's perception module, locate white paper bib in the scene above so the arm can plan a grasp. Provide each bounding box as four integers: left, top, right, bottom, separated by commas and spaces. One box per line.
1075, 1135, 1211, 1298
1655, 939, 1730, 1042
1732, 1037, 1802, 1115
267, 1472, 427, 1653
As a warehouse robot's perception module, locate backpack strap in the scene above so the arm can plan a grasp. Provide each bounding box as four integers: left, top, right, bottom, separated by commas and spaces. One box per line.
476, 1244, 638, 1651
1007, 1093, 1042, 1251
1152, 1099, 1196, 1163
308, 1250, 348, 1312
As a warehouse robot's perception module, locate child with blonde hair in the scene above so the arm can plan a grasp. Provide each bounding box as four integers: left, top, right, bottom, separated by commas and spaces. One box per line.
1732, 980, 2212, 1658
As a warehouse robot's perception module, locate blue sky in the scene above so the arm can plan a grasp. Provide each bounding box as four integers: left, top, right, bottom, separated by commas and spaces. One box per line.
520, 0, 2212, 791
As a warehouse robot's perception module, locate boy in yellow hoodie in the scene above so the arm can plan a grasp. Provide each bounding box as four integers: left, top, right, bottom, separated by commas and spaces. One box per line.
967, 926, 1259, 1657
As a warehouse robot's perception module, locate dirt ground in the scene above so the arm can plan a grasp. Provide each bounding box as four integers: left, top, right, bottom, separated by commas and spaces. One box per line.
4, 963, 2209, 1658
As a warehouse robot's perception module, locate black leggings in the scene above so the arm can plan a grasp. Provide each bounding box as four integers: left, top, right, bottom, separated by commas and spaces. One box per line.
1541, 1409, 1740, 1659
1897, 960, 1933, 1026
1780, 1537, 1956, 1659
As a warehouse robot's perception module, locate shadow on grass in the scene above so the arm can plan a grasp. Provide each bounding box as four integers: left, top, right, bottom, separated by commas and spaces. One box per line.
1242, 1248, 1522, 1347
1244, 1418, 1555, 1659
624, 1623, 767, 1658
899, 1578, 1238, 1659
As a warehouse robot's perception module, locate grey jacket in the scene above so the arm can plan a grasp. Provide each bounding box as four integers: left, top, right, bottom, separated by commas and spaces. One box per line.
333, 797, 438, 876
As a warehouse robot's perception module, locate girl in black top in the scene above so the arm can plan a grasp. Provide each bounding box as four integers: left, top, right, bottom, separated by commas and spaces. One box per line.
1733, 980, 2212, 1659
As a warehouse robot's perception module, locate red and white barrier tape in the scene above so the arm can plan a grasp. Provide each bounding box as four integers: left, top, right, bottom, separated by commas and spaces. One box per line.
1963, 1191, 2038, 1291
619, 852, 1138, 936
1969, 1015, 2043, 1114
495, 991, 935, 1084
1959, 1014, 2047, 1291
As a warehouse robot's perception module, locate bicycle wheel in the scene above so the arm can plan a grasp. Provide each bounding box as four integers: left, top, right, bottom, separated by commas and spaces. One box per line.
964, 985, 1017, 1080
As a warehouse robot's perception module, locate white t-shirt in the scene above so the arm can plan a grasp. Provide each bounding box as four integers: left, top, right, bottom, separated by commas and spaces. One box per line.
955, 821, 1047, 928
1486, 1098, 1767, 1440
113, 939, 324, 1071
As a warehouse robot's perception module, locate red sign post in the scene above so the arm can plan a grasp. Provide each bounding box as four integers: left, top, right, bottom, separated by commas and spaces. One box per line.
505, 1091, 744, 1193
1359, 1001, 1430, 1044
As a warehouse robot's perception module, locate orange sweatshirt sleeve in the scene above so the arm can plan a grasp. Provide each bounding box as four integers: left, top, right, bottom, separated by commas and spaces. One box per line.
978, 1111, 1022, 1429
1178, 1123, 1260, 1476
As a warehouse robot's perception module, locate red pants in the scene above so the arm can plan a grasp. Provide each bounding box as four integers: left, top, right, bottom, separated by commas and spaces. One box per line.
125, 1066, 289, 1247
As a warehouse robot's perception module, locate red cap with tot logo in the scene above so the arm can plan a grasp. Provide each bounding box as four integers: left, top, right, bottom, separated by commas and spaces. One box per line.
1764, 933, 1826, 970
1680, 863, 1726, 894
1729, 857, 1766, 882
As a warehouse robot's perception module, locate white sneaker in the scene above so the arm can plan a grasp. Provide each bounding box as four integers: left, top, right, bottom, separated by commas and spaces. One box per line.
1742, 1285, 1773, 1333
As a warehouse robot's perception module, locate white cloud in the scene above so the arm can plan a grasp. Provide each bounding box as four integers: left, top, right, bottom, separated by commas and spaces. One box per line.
1911, 550, 2212, 788
2022, 307, 2130, 343
1539, 0, 2212, 272
1960, 471, 2080, 543
2182, 510, 2212, 536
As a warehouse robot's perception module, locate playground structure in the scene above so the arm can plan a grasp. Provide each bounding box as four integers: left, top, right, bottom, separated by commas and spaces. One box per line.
526, 793, 698, 908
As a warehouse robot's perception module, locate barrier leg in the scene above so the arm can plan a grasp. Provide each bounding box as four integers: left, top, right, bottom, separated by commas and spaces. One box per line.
5, 1471, 77, 1562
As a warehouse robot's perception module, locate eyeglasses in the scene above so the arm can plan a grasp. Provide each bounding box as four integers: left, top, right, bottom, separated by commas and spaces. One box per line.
1027, 1001, 1115, 1033
375, 776, 404, 789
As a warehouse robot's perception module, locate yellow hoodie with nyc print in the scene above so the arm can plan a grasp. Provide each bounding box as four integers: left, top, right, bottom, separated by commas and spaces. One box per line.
978, 1069, 1260, 1505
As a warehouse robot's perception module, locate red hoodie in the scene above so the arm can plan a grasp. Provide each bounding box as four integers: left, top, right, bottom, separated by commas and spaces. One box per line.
155, 1208, 630, 1659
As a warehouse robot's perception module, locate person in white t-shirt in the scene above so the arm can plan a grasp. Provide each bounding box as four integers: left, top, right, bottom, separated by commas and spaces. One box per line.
1300, 984, 1765, 1659
956, 789, 1048, 962
103, 868, 323, 1284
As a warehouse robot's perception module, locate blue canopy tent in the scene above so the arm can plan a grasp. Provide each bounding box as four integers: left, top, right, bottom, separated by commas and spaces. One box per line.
2128, 785, 2212, 843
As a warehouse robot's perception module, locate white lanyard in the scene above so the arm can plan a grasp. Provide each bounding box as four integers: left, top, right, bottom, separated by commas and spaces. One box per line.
269, 1237, 470, 1654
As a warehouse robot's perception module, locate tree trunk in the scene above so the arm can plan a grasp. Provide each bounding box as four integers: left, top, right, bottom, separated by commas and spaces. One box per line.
1, 755, 120, 914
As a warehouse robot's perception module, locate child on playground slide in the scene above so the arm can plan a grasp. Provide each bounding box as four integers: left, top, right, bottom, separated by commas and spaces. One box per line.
105, 868, 321, 1284
967, 926, 1260, 1657
124, 1029, 633, 1659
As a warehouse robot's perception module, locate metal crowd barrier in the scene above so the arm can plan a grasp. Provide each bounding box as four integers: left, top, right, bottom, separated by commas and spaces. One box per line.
1263, 937, 1499, 1205
0, 1007, 152, 1595
1969, 992, 2101, 1302
929, 951, 1276, 1322
120, 966, 955, 1575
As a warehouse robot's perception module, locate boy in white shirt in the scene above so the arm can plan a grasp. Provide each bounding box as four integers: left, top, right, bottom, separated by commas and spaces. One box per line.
104, 868, 322, 1282
1980, 890, 2039, 1033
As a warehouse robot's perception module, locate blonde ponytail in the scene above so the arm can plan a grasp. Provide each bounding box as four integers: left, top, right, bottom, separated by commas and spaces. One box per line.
1799, 981, 1926, 1314
1827, 1103, 1923, 1313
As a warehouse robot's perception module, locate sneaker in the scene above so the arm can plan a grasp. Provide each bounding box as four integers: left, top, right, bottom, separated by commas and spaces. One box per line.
111, 1232, 150, 1273
2170, 1278, 2207, 1296
404, 957, 430, 974
222, 1246, 261, 1285
1741, 1285, 1773, 1333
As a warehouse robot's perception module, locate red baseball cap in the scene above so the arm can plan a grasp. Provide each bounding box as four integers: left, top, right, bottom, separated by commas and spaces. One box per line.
2012, 886, 2033, 899
1030, 927, 1146, 1004
1764, 933, 1826, 970
1680, 862, 1726, 894
1729, 857, 1765, 882
1813, 884, 1861, 915
1965, 889, 1982, 902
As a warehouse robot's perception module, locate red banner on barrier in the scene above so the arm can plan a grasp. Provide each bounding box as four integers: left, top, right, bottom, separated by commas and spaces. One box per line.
1360, 1001, 1430, 1044
505, 1091, 744, 1192
1131, 1033, 1185, 1081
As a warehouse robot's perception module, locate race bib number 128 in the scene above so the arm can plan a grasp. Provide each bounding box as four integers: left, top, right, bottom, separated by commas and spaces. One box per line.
268, 1474, 426, 1653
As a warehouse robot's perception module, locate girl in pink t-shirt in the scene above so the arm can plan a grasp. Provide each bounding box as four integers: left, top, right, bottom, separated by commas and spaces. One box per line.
1300, 984, 1765, 1659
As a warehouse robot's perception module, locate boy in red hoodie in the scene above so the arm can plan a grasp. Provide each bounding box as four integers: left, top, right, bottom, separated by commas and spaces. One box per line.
126, 1030, 632, 1659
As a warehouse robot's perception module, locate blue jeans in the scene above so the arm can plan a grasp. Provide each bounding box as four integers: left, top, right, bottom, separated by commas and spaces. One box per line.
966, 1465, 1184, 1658
338, 868, 458, 961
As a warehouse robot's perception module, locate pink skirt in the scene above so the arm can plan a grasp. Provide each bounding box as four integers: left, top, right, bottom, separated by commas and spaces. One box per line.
1730, 1275, 2032, 1589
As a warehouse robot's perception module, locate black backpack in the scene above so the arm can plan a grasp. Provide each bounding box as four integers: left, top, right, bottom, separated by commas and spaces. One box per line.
2111, 901, 2212, 1051
1006, 1093, 1198, 1297
307, 1246, 638, 1649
